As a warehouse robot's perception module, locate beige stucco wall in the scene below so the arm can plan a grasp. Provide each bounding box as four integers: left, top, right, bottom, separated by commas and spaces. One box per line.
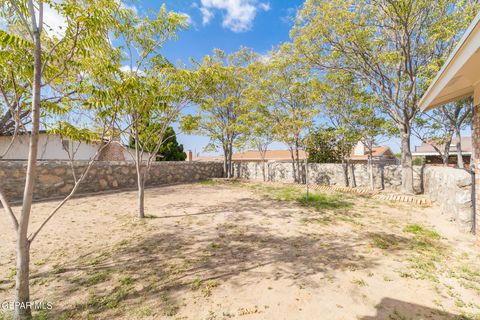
0, 134, 149, 161
0, 134, 100, 160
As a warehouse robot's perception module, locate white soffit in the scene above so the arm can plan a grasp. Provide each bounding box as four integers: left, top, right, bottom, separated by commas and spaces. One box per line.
419, 12, 480, 111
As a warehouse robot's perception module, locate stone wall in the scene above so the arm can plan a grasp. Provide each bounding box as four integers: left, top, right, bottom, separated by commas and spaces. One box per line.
235, 161, 474, 232
423, 166, 474, 232
0, 161, 224, 202
234, 161, 423, 192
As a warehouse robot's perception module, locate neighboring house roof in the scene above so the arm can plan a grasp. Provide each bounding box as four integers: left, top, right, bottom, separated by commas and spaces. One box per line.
349, 146, 395, 160
419, 12, 480, 111
194, 150, 308, 162
413, 137, 473, 156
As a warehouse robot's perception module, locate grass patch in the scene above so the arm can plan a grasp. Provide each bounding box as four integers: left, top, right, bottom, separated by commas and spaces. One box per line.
202, 280, 220, 297
351, 278, 368, 287
87, 271, 109, 286
297, 193, 352, 210
369, 233, 397, 250
404, 224, 440, 240
190, 277, 203, 290
250, 184, 352, 211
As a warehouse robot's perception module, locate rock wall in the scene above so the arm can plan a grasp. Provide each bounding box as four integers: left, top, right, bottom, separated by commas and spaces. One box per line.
234, 162, 423, 192
0, 161, 224, 202
235, 161, 474, 232
423, 166, 474, 232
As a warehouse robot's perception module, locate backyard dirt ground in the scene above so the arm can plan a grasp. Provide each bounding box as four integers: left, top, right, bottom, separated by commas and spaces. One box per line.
1, 180, 480, 320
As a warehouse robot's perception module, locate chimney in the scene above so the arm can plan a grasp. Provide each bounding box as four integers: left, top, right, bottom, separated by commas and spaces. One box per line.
187, 150, 193, 161
353, 141, 365, 156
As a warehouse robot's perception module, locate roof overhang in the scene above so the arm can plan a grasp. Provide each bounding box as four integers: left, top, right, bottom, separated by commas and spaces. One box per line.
412, 152, 472, 156
419, 12, 480, 111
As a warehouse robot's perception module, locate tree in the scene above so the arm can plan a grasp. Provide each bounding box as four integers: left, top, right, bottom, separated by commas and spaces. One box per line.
120, 68, 195, 218
255, 44, 321, 183
114, 5, 190, 218
181, 47, 256, 178
0, 1, 127, 318
246, 106, 275, 181
319, 71, 389, 188
413, 99, 472, 168
130, 126, 186, 161
293, 0, 479, 193
306, 128, 342, 164
158, 127, 187, 161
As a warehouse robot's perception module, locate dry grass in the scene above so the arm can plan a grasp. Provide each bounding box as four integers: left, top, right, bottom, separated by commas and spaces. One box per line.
0, 180, 479, 319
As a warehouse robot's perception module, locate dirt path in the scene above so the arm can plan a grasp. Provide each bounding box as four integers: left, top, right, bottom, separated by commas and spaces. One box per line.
0, 181, 479, 319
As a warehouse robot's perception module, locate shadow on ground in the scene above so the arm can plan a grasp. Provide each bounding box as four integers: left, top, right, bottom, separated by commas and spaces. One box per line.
20, 190, 437, 319
360, 297, 471, 320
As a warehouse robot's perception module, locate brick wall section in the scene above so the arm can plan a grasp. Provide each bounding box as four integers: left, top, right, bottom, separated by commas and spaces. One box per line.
0, 161, 224, 202
98, 143, 126, 161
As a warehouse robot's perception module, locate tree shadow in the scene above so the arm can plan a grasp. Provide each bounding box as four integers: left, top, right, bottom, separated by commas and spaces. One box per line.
28, 194, 383, 318
359, 297, 472, 320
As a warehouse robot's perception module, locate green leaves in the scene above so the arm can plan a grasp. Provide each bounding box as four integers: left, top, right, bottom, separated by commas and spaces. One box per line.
48, 121, 101, 145
0, 30, 33, 49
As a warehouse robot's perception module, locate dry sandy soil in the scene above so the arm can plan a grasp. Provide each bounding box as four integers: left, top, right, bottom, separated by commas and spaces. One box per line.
1, 181, 480, 320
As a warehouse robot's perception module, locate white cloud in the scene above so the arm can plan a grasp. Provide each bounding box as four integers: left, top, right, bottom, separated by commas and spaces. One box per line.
258, 2, 270, 11
258, 52, 271, 63
120, 2, 139, 15
200, 7, 214, 25
42, 3, 67, 38
179, 12, 194, 27
120, 65, 145, 75
199, 0, 270, 33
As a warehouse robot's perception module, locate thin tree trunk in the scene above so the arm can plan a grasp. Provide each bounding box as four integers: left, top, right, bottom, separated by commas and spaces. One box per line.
341, 158, 349, 187
15, 22, 43, 320
230, 144, 234, 178
134, 119, 145, 219
137, 171, 145, 218
223, 146, 228, 178
262, 162, 266, 181
289, 148, 297, 183
442, 140, 450, 167
295, 144, 303, 184
456, 127, 464, 169
400, 125, 414, 194
369, 156, 374, 190
349, 163, 356, 187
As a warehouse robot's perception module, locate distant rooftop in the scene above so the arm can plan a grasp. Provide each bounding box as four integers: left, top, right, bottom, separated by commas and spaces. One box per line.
413, 137, 472, 155
194, 150, 307, 162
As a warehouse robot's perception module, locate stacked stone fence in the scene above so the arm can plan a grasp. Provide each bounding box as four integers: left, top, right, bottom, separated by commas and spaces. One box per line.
423, 166, 473, 232
0, 161, 224, 202
234, 161, 474, 233
234, 161, 423, 191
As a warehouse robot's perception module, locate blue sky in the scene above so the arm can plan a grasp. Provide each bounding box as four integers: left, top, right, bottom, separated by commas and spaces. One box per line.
124, 0, 440, 156
126, 0, 304, 157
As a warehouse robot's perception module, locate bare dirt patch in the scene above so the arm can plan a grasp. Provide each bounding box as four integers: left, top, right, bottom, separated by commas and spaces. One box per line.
1, 181, 479, 319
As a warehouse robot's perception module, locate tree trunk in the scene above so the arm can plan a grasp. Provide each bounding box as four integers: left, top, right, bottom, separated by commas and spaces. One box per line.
134, 121, 145, 219
262, 161, 266, 181
442, 140, 450, 167
341, 158, 349, 187
15, 24, 43, 320
295, 145, 304, 184
289, 148, 297, 183
456, 128, 464, 169
349, 163, 356, 187
368, 156, 374, 190
227, 143, 233, 178
15, 239, 31, 320
137, 172, 145, 218
223, 147, 228, 178
399, 125, 414, 194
